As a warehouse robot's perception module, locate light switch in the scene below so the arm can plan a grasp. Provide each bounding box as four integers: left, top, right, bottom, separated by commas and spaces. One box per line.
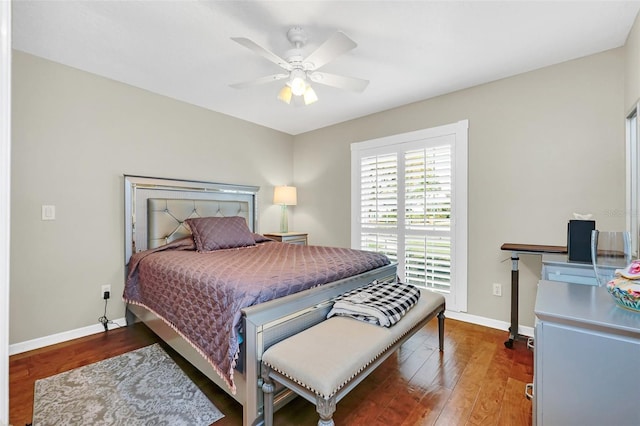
41, 205, 55, 221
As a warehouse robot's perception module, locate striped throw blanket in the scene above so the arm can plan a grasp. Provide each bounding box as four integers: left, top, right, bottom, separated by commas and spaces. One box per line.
327, 280, 421, 327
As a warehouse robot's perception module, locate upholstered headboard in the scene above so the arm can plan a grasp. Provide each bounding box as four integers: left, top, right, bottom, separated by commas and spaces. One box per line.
124, 175, 259, 263
147, 198, 251, 249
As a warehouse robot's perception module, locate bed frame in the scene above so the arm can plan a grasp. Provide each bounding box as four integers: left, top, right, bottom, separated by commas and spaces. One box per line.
123, 175, 397, 426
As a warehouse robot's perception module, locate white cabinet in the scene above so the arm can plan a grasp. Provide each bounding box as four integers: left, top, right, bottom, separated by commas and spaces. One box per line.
534, 281, 640, 426
541, 253, 597, 285
541, 253, 618, 286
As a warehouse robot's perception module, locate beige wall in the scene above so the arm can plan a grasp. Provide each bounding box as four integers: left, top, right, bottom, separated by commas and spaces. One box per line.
10, 40, 632, 343
10, 51, 294, 343
293, 48, 626, 327
626, 11, 640, 111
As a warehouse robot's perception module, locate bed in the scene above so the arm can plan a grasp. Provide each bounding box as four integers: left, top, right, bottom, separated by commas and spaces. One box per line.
122, 175, 397, 426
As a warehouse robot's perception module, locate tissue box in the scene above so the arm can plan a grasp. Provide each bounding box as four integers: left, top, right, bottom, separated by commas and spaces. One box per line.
567, 220, 595, 263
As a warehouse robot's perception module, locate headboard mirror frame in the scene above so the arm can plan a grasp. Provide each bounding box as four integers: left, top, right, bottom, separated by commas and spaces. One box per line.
124, 175, 260, 263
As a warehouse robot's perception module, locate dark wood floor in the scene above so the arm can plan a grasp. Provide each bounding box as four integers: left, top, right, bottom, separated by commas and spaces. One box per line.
10, 318, 533, 426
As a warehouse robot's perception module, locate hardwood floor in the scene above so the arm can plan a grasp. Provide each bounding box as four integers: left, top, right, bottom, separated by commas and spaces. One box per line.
10, 318, 533, 426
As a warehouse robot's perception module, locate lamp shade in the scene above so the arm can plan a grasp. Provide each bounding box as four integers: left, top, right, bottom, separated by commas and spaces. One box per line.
273, 186, 297, 206
277, 85, 293, 104
303, 85, 318, 105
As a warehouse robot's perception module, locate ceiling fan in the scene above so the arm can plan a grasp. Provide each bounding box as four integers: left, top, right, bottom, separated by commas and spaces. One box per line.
229, 27, 369, 106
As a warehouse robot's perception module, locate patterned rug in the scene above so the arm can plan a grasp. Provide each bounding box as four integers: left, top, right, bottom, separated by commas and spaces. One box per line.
32, 344, 224, 426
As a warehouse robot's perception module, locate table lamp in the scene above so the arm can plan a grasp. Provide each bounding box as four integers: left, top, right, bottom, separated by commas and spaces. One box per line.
273, 186, 297, 233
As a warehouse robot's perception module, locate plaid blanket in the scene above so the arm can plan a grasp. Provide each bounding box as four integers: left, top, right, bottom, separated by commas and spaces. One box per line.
327, 280, 421, 327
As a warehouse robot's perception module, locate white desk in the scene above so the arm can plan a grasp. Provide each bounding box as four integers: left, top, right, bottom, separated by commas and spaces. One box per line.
534, 280, 640, 425
541, 252, 623, 287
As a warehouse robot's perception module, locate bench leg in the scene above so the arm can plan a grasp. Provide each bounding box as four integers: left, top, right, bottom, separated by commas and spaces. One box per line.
438, 310, 445, 352
261, 372, 275, 426
316, 396, 337, 426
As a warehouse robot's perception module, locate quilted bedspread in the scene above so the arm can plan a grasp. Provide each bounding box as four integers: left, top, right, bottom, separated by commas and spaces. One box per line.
124, 237, 390, 393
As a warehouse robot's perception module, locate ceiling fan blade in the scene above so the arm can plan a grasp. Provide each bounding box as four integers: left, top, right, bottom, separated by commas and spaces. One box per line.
229, 73, 289, 89
231, 37, 292, 71
309, 72, 369, 93
303, 31, 357, 70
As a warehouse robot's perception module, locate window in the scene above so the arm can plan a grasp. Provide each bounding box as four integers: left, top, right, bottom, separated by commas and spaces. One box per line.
627, 104, 639, 256
351, 120, 468, 312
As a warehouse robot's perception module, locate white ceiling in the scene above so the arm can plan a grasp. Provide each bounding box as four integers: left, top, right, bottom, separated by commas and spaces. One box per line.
12, 1, 640, 135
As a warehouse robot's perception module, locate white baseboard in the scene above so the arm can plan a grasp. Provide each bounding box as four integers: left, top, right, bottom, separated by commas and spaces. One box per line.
9, 318, 126, 356
446, 310, 534, 338
9, 312, 532, 357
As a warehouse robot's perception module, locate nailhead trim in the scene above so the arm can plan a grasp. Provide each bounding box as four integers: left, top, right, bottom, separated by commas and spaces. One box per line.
263, 308, 442, 400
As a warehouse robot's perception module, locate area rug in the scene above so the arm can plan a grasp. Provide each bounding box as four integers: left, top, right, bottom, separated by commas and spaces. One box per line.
32, 343, 224, 426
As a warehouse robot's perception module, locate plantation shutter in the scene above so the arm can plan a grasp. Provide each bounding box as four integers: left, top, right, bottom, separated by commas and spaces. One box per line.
352, 120, 468, 312
404, 145, 452, 292
360, 153, 398, 263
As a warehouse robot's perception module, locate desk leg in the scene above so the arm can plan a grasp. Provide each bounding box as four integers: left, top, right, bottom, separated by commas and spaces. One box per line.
505, 253, 519, 349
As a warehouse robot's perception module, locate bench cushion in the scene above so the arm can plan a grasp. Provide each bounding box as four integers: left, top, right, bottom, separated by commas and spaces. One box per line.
261, 289, 445, 399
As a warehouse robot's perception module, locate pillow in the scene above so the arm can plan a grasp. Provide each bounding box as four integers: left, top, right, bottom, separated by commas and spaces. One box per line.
185, 216, 256, 252
253, 233, 274, 243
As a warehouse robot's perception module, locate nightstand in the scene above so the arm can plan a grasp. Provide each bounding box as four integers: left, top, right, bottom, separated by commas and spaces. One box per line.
263, 232, 308, 245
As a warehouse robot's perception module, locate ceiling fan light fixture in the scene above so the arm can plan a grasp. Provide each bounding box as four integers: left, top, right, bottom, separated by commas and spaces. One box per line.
277, 85, 293, 104
289, 69, 307, 96
303, 85, 318, 105
231, 27, 368, 108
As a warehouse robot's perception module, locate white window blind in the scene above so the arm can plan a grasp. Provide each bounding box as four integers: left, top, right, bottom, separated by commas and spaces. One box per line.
360, 153, 398, 262
360, 153, 398, 229
404, 145, 452, 291
352, 120, 468, 312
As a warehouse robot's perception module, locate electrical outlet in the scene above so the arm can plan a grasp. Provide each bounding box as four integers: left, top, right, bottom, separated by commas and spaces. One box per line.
492, 283, 502, 297
101, 285, 111, 299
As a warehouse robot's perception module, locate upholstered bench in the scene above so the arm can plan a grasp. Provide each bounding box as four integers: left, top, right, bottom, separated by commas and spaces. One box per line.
261, 289, 445, 426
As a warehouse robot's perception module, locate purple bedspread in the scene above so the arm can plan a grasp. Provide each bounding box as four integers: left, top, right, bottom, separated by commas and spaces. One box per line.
124, 237, 390, 393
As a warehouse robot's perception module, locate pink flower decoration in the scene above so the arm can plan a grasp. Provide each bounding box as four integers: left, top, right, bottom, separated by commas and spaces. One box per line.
629, 260, 640, 274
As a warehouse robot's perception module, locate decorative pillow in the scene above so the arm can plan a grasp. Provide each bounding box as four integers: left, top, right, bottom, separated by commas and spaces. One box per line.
253, 233, 274, 243
185, 216, 255, 252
